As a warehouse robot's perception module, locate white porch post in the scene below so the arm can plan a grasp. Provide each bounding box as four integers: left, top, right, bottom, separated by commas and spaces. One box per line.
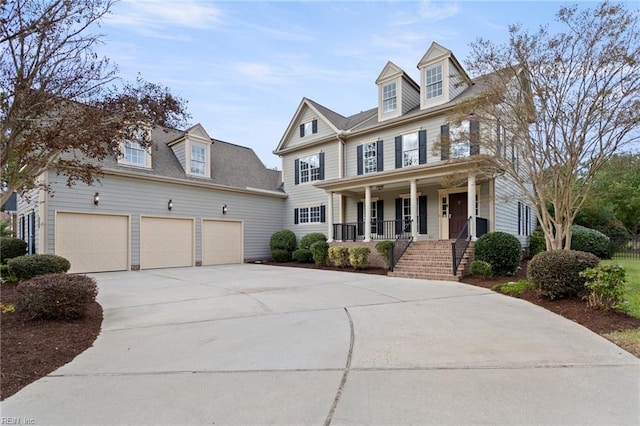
364, 185, 372, 242
326, 191, 334, 242
468, 174, 476, 240
410, 179, 418, 239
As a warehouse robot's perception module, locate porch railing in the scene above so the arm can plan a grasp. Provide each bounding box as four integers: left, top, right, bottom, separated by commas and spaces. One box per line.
389, 233, 413, 272
332, 218, 416, 241
451, 216, 472, 276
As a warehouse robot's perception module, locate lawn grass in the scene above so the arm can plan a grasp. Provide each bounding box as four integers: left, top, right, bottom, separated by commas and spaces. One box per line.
492, 280, 534, 296
602, 258, 640, 319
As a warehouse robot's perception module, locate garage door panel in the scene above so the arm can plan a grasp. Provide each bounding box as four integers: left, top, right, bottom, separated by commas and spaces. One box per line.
56, 213, 128, 273
141, 217, 193, 269
202, 220, 242, 265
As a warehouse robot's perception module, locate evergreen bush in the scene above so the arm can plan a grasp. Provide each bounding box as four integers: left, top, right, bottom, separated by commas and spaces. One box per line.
292, 248, 313, 263
527, 250, 600, 300
328, 246, 349, 267
348, 246, 370, 270
310, 241, 329, 266
375, 240, 393, 269
8, 254, 71, 281
570, 225, 610, 259
299, 233, 327, 250
0, 238, 27, 264
474, 232, 522, 275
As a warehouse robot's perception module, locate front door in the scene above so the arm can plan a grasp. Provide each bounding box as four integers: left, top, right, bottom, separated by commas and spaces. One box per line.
449, 192, 468, 238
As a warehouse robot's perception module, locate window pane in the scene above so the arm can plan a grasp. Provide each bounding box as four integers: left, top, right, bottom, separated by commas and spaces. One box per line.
310, 206, 321, 223
382, 82, 397, 113
425, 64, 443, 99
298, 154, 320, 183
124, 141, 147, 166
303, 122, 313, 136
191, 144, 207, 175
363, 142, 377, 173
402, 133, 418, 166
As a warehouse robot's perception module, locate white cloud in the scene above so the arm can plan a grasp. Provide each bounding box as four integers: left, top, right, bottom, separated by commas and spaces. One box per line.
419, 1, 459, 21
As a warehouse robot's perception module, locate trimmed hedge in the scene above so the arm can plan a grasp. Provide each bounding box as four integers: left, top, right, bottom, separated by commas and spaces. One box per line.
292, 248, 313, 263
528, 228, 546, 258
8, 254, 71, 281
348, 247, 370, 270
375, 240, 393, 269
300, 233, 327, 250
328, 246, 349, 267
16, 273, 98, 320
470, 260, 493, 280
0, 238, 27, 264
570, 225, 610, 259
270, 230, 297, 253
310, 241, 328, 266
527, 250, 600, 300
474, 232, 522, 276
271, 249, 291, 263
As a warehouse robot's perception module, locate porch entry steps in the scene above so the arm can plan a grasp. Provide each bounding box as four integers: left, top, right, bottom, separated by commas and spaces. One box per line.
388, 240, 475, 282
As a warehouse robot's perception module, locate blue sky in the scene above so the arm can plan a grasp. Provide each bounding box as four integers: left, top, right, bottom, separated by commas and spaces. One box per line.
95, 0, 600, 169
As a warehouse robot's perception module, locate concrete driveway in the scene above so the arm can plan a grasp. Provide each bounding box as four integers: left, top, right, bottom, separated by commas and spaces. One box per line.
2, 264, 639, 425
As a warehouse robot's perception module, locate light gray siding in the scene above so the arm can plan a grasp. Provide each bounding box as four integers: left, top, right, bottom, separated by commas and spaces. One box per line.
286, 107, 336, 149
493, 175, 535, 247
401, 79, 420, 114
43, 172, 285, 266
170, 141, 187, 172
448, 62, 468, 101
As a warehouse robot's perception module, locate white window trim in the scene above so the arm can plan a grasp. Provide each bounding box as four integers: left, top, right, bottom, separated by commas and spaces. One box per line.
450, 121, 470, 159
118, 140, 152, 168
186, 140, 211, 178
298, 205, 323, 224
382, 82, 397, 114
425, 64, 443, 100
363, 141, 378, 174
298, 153, 320, 184
402, 132, 419, 167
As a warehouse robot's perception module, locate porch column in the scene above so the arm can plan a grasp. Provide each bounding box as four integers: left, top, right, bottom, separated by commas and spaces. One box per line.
468, 174, 476, 240
410, 179, 418, 239
326, 191, 334, 242
364, 185, 372, 242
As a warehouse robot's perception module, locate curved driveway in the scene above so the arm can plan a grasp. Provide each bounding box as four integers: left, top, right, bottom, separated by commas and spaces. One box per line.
2, 264, 639, 425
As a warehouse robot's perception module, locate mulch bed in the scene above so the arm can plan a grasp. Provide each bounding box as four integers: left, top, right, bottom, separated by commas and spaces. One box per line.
0, 282, 103, 400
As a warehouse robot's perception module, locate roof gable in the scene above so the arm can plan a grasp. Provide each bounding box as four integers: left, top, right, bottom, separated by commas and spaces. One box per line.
275, 98, 342, 153
375, 61, 403, 84
417, 42, 451, 68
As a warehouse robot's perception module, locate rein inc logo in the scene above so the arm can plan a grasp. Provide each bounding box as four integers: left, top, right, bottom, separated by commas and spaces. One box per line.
1, 419, 35, 425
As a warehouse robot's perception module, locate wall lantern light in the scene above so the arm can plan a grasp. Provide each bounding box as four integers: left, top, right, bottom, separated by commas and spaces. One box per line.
94, 192, 99, 205
222, 204, 228, 215
168, 199, 173, 211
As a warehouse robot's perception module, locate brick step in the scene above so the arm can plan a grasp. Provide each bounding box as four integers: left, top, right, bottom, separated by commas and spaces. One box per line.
389, 240, 474, 282
388, 271, 460, 281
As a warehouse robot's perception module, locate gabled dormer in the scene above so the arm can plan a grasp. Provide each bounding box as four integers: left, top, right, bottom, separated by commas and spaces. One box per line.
375, 61, 420, 122
418, 42, 472, 110
168, 123, 213, 178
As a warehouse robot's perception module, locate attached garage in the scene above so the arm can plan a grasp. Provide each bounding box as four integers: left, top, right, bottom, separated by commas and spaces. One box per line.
55, 212, 129, 273
202, 220, 243, 265
140, 216, 194, 269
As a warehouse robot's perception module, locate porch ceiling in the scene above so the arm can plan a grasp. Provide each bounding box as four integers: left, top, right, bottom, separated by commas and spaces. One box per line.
314, 158, 490, 195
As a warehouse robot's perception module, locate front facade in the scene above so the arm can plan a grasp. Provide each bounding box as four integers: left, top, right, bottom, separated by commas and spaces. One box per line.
15, 124, 286, 273
275, 42, 535, 249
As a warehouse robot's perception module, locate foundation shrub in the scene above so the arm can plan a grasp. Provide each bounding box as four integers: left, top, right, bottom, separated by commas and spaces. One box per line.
581, 263, 626, 311
8, 254, 71, 281
348, 246, 370, 270
16, 273, 98, 320
375, 240, 393, 269
270, 230, 297, 259
271, 249, 291, 263
0, 238, 27, 264
310, 241, 329, 266
571, 225, 610, 259
474, 232, 522, 276
470, 260, 493, 279
527, 250, 600, 300
299, 233, 327, 250
328, 246, 349, 267
292, 248, 313, 263
528, 228, 546, 258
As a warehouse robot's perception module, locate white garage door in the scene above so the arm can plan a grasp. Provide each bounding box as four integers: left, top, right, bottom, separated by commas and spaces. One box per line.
56, 212, 129, 273
141, 217, 194, 269
202, 220, 243, 265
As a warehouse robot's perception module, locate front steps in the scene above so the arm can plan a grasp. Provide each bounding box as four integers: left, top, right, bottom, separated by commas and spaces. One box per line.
388, 240, 474, 281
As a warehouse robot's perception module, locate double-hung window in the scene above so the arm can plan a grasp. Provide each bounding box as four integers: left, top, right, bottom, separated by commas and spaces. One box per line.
382, 82, 397, 113
402, 198, 412, 232
450, 121, 470, 158
363, 142, 377, 173
123, 141, 148, 166
300, 120, 318, 137
295, 205, 324, 224
402, 133, 419, 167
298, 154, 320, 184
425, 64, 443, 100
190, 143, 207, 175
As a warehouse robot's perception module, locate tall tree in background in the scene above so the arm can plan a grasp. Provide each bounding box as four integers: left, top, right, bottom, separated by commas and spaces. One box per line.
0, 0, 189, 206
454, 1, 639, 250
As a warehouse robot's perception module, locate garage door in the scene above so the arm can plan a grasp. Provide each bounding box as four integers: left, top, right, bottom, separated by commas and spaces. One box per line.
141, 217, 194, 269
202, 220, 243, 265
56, 212, 129, 273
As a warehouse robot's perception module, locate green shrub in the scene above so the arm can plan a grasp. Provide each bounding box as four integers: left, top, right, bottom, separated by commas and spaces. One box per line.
0, 264, 17, 283
299, 233, 327, 250
8, 254, 71, 281
375, 240, 393, 269
310, 241, 329, 266
0, 238, 27, 264
348, 246, 370, 270
270, 230, 297, 253
527, 250, 600, 300
528, 228, 546, 258
292, 248, 313, 263
16, 273, 98, 320
328, 246, 349, 267
581, 263, 626, 311
470, 260, 493, 279
271, 249, 291, 263
492, 280, 534, 296
571, 225, 610, 259
474, 232, 522, 276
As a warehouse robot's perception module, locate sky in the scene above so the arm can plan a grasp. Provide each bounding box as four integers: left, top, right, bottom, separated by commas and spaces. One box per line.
94, 0, 607, 169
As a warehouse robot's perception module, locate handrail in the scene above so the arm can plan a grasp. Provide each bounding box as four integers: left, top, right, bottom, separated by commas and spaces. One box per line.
451, 216, 472, 276
390, 233, 413, 272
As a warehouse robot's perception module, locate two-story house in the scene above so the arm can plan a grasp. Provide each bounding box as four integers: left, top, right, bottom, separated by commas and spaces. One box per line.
275, 42, 535, 278
14, 124, 286, 273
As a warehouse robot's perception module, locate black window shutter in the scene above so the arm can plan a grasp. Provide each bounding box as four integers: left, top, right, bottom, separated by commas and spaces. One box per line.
357, 202, 364, 236
294, 208, 299, 225
376, 140, 384, 172
419, 195, 427, 234
318, 152, 325, 180
517, 202, 522, 235
395, 198, 403, 234
377, 200, 384, 234
496, 121, 502, 157
395, 136, 402, 168
441, 124, 450, 160
320, 205, 326, 223
299, 124, 304, 137
312, 119, 318, 134
418, 130, 427, 164
357, 145, 363, 175
470, 120, 480, 155
294, 159, 300, 185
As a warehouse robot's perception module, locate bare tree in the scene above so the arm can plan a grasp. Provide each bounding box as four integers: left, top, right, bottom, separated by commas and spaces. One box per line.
450, 1, 640, 250
1, 0, 189, 206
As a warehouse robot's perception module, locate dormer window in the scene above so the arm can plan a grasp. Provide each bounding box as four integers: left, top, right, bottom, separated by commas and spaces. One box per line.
300, 119, 318, 137
382, 82, 397, 113
190, 143, 207, 175
425, 64, 443, 100
123, 141, 148, 166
